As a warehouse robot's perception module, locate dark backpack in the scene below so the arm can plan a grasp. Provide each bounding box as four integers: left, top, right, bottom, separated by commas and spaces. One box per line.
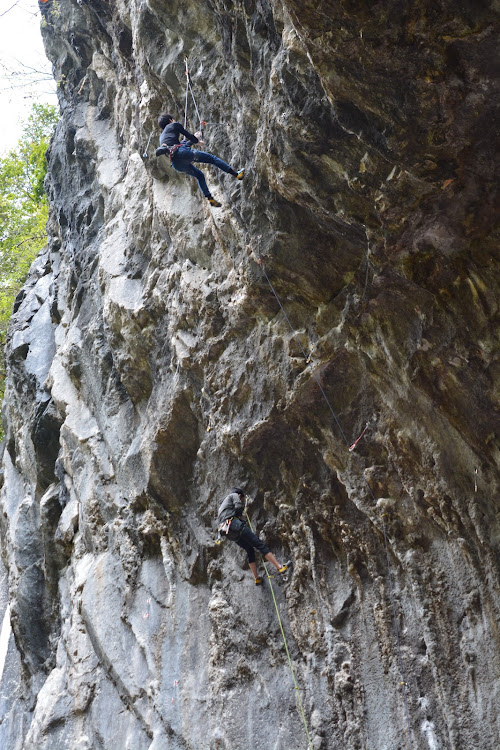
227, 517, 245, 541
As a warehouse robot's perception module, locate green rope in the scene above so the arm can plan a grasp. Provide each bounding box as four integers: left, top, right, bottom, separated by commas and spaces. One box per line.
245, 512, 314, 750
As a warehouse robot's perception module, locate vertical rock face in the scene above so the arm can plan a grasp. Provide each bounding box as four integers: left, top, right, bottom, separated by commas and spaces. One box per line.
0, 1, 498, 748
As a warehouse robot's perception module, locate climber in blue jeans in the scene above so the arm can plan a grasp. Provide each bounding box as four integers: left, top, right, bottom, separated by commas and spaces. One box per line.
156, 113, 244, 207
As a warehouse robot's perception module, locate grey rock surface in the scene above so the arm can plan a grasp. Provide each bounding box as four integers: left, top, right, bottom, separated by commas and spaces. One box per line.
0, 0, 499, 748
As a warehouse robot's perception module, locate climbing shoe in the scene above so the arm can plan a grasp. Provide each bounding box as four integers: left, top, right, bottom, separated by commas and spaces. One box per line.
207, 197, 222, 207
236, 169, 245, 180
277, 561, 291, 575
254, 577, 263, 586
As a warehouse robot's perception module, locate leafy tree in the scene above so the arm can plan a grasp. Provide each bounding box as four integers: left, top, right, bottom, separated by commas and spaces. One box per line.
0, 102, 59, 427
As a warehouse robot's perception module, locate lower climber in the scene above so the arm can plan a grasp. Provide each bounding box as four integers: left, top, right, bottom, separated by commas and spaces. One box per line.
156, 113, 244, 207
217, 487, 289, 585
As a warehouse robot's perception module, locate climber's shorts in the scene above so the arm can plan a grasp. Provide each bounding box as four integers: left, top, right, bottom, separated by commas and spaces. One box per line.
235, 525, 270, 563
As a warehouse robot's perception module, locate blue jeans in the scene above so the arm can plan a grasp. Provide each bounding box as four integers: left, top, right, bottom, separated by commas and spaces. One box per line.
171, 146, 235, 197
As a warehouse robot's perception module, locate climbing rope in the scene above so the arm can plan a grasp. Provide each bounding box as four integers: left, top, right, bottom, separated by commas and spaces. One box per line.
207, 186, 415, 747
255, 254, 415, 750
258, 261, 351, 445
184, 57, 204, 131
142, 131, 153, 159
197, 72, 414, 747
183, 58, 190, 130
244, 511, 314, 750
380, 513, 414, 748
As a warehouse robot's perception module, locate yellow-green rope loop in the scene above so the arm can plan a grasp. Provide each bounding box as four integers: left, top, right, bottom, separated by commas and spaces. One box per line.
245, 512, 314, 750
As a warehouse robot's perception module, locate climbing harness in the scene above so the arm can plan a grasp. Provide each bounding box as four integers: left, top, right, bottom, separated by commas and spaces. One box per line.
217, 516, 245, 543
168, 143, 182, 163
154, 143, 184, 163
219, 518, 232, 534
217, 517, 232, 541
244, 512, 314, 750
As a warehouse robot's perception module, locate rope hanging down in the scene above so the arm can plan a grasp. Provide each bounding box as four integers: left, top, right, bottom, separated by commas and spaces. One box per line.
244, 511, 314, 750
255, 254, 414, 750
205, 77, 415, 750
184, 57, 190, 130
142, 131, 153, 159
184, 57, 204, 131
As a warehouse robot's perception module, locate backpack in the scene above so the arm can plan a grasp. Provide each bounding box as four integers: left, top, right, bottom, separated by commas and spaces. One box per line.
218, 517, 245, 542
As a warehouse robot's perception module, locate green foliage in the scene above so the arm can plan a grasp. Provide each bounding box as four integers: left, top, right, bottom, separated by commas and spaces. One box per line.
0, 102, 59, 427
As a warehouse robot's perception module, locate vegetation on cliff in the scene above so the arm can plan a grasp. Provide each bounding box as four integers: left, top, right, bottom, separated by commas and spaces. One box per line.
0, 103, 58, 413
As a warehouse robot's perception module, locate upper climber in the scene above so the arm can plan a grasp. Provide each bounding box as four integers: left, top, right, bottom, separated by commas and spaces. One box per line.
217, 487, 289, 585
156, 113, 244, 207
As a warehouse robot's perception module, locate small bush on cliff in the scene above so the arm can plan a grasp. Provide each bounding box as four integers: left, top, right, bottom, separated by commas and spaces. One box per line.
0, 103, 59, 428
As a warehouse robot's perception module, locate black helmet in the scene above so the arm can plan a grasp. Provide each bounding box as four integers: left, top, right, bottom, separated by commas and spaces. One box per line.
231, 487, 245, 497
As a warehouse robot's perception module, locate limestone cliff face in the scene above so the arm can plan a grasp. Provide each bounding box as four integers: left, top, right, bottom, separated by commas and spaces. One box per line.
0, 1, 498, 748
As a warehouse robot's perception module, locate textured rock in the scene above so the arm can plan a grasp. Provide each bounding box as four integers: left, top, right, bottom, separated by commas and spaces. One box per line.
0, 0, 499, 748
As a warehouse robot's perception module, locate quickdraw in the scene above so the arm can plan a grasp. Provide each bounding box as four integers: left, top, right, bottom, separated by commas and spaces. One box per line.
349, 422, 369, 452
218, 517, 233, 535
216, 517, 233, 544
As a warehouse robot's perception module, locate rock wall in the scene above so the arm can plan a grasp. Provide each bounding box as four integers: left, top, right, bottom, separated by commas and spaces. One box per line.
0, 1, 499, 748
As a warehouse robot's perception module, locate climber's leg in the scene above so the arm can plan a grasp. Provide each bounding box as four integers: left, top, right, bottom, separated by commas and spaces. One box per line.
236, 533, 260, 582
264, 552, 284, 571
249, 561, 262, 583
185, 164, 211, 197
192, 150, 238, 176
173, 159, 211, 198
171, 149, 220, 201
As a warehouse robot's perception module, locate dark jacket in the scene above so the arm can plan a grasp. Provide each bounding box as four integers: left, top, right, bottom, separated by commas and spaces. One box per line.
217, 492, 244, 525
159, 121, 199, 148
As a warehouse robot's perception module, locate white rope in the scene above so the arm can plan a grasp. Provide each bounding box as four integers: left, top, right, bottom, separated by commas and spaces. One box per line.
184, 57, 189, 129
184, 57, 204, 134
